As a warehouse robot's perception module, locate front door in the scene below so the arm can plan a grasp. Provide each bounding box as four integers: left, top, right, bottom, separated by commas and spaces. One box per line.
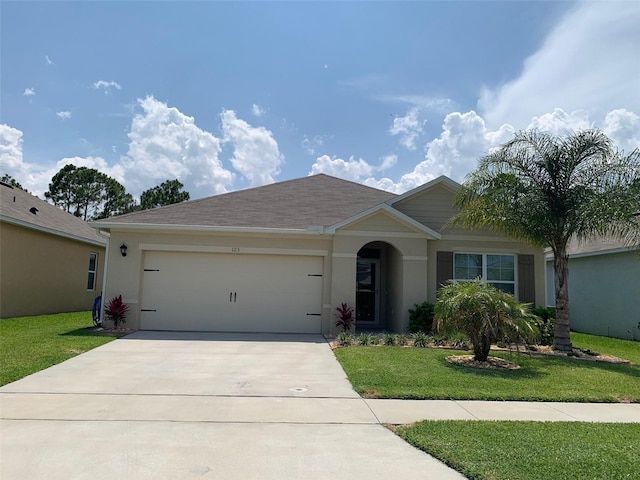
356, 259, 380, 328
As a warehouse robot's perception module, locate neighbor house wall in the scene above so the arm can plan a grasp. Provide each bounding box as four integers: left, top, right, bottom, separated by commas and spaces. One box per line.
546, 250, 640, 340
0, 222, 105, 318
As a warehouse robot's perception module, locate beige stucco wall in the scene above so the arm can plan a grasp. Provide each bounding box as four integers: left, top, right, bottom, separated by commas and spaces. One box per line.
102, 229, 334, 332
101, 203, 544, 335
0, 222, 105, 318
330, 230, 429, 333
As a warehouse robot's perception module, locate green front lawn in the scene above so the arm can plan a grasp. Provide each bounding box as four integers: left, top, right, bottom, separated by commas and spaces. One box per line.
394, 420, 640, 480
572, 332, 640, 364
0, 311, 118, 386
334, 338, 640, 402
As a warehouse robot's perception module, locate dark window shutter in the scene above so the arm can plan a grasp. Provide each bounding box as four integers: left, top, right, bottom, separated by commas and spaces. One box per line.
436, 251, 453, 291
518, 254, 535, 304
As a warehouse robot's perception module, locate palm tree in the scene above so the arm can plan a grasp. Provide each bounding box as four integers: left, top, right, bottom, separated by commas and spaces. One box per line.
435, 280, 539, 362
451, 129, 640, 351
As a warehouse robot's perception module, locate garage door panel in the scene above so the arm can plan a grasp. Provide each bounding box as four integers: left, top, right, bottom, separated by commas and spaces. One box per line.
140, 252, 322, 333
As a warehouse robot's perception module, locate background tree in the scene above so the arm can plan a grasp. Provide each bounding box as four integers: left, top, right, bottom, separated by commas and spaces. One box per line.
45, 165, 136, 220
435, 280, 539, 362
0, 173, 27, 191
451, 129, 640, 351
140, 179, 190, 210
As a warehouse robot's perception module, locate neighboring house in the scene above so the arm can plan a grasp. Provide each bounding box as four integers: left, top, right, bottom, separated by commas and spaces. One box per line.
546, 237, 640, 340
0, 181, 106, 318
92, 174, 545, 335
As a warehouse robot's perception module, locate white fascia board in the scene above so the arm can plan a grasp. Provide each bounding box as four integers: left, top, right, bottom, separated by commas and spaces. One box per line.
546, 245, 638, 260
385, 175, 461, 207
88, 221, 328, 236
325, 204, 441, 239
2, 215, 106, 248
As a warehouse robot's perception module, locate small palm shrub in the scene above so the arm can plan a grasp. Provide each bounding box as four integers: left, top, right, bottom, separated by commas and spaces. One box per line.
337, 332, 354, 347
435, 280, 540, 362
369, 334, 381, 345
408, 301, 435, 333
412, 331, 429, 348
396, 333, 409, 346
104, 295, 129, 329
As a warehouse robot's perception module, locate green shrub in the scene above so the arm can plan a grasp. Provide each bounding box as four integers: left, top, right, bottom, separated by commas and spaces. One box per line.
357, 332, 375, 346
384, 333, 397, 346
369, 334, 381, 346
396, 334, 409, 346
435, 280, 539, 362
412, 331, 429, 348
531, 307, 555, 346
337, 332, 354, 347
408, 301, 435, 333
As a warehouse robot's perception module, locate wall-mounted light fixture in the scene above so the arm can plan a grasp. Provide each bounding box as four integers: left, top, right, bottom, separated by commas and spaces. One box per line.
120, 244, 128, 257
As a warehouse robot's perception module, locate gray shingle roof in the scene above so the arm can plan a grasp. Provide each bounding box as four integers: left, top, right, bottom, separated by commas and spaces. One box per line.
0, 182, 106, 246
96, 174, 397, 229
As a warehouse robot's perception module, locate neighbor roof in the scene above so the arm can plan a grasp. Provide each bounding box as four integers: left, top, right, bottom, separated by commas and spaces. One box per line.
0, 182, 106, 246
94, 174, 397, 230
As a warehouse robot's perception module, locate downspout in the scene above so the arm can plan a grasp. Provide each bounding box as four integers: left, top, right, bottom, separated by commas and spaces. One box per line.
96, 229, 111, 326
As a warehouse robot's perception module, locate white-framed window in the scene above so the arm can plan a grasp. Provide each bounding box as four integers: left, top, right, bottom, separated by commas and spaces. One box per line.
87, 253, 98, 291
454, 253, 516, 295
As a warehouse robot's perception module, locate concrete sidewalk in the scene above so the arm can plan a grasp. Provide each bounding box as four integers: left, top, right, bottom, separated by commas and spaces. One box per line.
365, 399, 640, 424
2, 393, 639, 424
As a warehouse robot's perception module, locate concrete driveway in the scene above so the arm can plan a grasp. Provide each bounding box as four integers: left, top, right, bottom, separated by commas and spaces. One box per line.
0, 331, 463, 480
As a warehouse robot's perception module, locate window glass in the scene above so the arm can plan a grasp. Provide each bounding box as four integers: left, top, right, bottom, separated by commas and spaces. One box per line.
454, 253, 516, 296
454, 253, 482, 280
87, 253, 98, 291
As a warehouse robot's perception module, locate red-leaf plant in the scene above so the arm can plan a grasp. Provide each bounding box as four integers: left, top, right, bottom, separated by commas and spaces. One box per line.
334, 302, 355, 332
104, 295, 130, 329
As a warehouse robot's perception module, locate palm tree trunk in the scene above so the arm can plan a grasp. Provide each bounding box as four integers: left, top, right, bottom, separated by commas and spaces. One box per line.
553, 244, 572, 351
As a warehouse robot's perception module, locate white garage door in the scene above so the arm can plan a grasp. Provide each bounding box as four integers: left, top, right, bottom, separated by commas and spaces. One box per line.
140, 251, 323, 333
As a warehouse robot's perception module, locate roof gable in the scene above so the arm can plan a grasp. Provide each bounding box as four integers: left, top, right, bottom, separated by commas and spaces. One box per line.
0, 182, 106, 246
94, 174, 397, 230
326, 204, 441, 239
386, 175, 460, 207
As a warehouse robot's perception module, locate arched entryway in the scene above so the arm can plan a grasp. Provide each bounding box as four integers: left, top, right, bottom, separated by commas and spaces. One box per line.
356, 241, 403, 332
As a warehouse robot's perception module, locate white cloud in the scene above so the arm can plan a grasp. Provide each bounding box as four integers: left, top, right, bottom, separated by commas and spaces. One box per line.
389, 107, 424, 150
23, 88, 35, 96
302, 134, 326, 155
45, 55, 54, 65
309, 153, 400, 190
220, 110, 283, 187
122, 96, 233, 197
0, 124, 24, 174
480, 2, 640, 130
56, 111, 71, 119
309, 155, 374, 182
93, 80, 122, 94
0, 125, 68, 196
251, 104, 266, 117
379, 154, 397, 171
602, 109, 640, 154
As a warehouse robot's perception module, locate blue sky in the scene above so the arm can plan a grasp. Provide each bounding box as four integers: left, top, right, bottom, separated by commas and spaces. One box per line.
2, 1, 639, 200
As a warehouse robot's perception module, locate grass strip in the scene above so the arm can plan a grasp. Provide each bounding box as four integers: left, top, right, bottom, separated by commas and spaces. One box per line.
394, 420, 640, 480
334, 346, 640, 402
0, 311, 117, 386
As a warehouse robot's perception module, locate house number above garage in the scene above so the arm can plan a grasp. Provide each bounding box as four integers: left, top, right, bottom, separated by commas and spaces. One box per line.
231, 247, 240, 253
